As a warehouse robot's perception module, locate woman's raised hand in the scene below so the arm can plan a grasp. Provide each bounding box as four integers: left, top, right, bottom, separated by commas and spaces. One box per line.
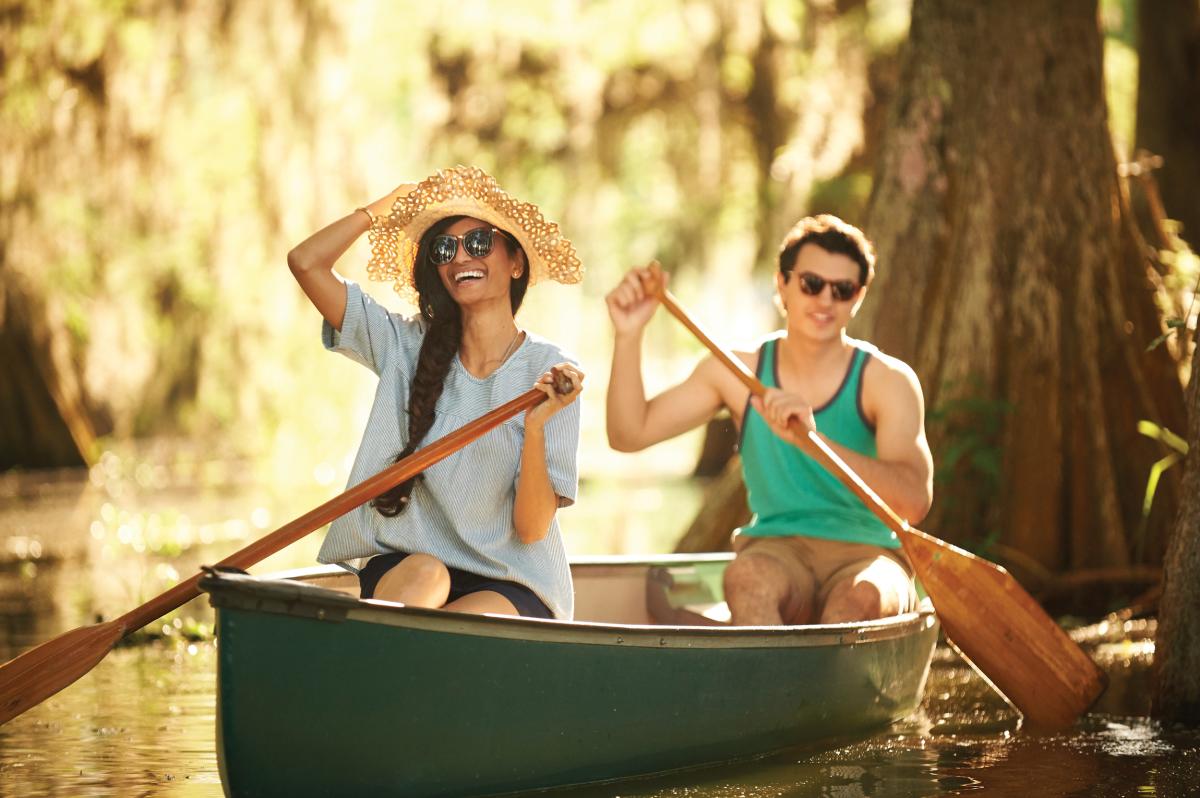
527, 363, 585, 428
363, 182, 419, 221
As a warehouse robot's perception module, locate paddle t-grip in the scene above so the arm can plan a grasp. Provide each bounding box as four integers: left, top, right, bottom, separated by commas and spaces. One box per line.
550, 366, 574, 396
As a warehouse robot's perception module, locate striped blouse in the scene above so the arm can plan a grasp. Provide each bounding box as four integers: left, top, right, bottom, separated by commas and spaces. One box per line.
316, 281, 580, 619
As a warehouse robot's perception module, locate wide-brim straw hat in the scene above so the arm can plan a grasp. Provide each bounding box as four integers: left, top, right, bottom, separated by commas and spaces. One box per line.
365, 165, 583, 303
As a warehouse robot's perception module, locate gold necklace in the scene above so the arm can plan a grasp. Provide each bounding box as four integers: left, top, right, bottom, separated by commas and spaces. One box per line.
493, 328, 522, 365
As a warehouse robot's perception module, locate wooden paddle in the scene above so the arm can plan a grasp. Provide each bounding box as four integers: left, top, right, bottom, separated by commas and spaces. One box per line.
647, 269, 1106, 730
0, 374, 572, 726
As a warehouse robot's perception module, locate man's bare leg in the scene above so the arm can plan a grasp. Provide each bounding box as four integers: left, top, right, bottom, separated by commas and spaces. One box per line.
723, 552, 814, 625
819, 556, 913, 624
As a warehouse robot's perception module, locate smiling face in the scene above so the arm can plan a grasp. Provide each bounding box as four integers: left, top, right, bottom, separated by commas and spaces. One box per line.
435, 216, 525, 306
776, 243, 866, 342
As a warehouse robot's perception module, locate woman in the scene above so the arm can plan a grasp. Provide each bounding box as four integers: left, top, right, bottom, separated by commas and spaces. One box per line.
287, 165, 585, 620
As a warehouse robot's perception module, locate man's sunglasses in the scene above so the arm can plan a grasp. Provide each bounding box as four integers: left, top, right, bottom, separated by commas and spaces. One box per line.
793, 271, 862, 302
429, 227, 510, 266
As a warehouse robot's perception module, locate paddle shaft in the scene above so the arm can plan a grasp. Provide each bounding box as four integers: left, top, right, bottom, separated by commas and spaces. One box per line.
117, 386, 548, 632
0, 385, 551, 726
653, 283, 1107, 729
656, 289, 909, 535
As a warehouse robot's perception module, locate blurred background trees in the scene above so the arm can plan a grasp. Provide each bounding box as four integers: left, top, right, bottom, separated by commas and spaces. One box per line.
2, 0, 1195, 580
857, 0, 1186, 576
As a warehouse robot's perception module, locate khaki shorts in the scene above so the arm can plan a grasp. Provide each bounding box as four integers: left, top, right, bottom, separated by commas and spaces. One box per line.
732, 533, 919, 618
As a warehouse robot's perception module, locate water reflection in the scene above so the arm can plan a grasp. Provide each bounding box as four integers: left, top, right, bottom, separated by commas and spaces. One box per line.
1, 645, 220, 797
3, 586, 1188, 797
1, 466, 1197, 797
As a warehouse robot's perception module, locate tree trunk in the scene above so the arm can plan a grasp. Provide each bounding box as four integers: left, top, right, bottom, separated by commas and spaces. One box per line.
1152, 332, 1200, 724
1136, 0, 1200, 250
2, 3, 350, 467
0, 276, 95, 469
674, 457, 749, 554
856, 0, 1186, 571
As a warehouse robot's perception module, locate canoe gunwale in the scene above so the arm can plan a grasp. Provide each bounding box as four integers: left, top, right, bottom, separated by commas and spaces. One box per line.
201, 564, 938, 651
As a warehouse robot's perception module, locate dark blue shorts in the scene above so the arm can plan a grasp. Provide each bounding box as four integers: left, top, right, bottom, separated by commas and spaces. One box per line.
358, 552, 553, 619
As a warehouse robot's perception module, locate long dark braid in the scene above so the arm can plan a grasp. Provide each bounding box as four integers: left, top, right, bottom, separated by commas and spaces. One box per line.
373, 216, 531, 517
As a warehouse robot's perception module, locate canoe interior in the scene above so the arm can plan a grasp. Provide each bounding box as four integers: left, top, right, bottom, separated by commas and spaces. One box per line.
269, 552, 743, 627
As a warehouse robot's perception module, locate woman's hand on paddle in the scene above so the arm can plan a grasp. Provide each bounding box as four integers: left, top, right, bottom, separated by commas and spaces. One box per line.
527, 363, 585, 428
606, 263, 667, 337
752, 388, 815, 445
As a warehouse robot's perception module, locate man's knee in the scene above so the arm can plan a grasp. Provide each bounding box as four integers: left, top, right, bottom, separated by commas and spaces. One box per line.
820, 578, 887, 623
723, 553, 790, 600
723, 553, 799, 625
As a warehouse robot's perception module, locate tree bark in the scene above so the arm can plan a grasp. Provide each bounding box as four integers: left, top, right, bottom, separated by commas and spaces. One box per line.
1136, 0, 1200, 250
856, 0, 1186, 570
0, 276, 95, 469
1153, 331, 1200, 724
673, 457, 749, 554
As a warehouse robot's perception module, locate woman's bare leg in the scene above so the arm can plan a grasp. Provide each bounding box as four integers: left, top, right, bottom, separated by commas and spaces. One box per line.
371, 553, 451, 608
443, 591, 519, 616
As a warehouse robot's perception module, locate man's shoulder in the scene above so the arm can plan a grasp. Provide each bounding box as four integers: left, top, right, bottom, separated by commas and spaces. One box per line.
852, 338, 912, 374
854, 339, 922, 393
726, 332, 783, 371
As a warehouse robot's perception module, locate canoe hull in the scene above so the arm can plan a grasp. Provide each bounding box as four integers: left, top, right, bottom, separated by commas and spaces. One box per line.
204, 559, 938, 798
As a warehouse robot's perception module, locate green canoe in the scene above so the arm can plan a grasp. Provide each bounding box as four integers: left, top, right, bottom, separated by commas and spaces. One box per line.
200, 553, 938, 798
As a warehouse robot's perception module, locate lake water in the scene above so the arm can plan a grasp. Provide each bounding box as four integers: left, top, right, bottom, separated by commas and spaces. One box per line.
1, 461, 1197, 797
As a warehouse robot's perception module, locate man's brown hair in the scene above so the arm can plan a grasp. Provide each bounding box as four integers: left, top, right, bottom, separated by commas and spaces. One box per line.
778, 214, 875, 286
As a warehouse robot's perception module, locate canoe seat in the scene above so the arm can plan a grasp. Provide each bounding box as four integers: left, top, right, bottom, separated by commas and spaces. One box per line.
645, 564, 731, 626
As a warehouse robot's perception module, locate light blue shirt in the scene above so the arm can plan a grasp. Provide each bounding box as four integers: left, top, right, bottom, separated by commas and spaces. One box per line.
317, 282, 580, 619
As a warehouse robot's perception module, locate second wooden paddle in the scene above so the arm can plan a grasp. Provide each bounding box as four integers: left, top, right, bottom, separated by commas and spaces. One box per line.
650, 273, 1106, 730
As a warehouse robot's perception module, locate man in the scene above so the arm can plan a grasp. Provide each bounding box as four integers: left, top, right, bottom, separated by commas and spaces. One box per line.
605, 214, 933, 625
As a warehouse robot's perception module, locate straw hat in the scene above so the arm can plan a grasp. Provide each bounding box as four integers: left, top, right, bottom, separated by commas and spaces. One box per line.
365, 165, 583, 302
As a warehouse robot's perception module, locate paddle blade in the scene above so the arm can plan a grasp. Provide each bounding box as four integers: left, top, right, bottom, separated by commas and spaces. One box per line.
0, 620, 125, 725
898, 527, 1107, 729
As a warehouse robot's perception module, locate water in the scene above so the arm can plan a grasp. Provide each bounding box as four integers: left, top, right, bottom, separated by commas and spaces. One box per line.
1, 463, 1198, 797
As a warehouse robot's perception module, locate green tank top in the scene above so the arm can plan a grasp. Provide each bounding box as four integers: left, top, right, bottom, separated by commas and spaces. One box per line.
736, 336, 899, 549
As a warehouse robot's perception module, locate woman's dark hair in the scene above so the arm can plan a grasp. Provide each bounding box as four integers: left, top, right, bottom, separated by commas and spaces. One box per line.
374, 216, 531, 516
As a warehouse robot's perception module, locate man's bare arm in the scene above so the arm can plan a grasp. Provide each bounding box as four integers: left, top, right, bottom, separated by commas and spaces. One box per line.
755, 355, 933, 523
829, 358, 933, 523
607, 347, 727, 452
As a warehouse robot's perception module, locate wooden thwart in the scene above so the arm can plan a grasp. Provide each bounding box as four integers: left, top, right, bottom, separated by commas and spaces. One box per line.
650, 270, 1107, 729
0, 383, 560, 726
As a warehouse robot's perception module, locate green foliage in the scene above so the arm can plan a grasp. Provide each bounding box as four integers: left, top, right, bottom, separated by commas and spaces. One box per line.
1101, 0, 1138, 154
807, 171, 874, 226
928, 383, 1010, 485
926, 377, 1012, 554
1145, 235, 1200, 361
1146, 318, 1187, 353
1134, 419, 1188, 561
6, 0, 897, 481
3, 0, 1174, 501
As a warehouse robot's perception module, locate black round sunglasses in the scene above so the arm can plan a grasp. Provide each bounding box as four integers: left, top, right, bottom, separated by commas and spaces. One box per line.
429, 227, 510, 265
794, 271, 862, 302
